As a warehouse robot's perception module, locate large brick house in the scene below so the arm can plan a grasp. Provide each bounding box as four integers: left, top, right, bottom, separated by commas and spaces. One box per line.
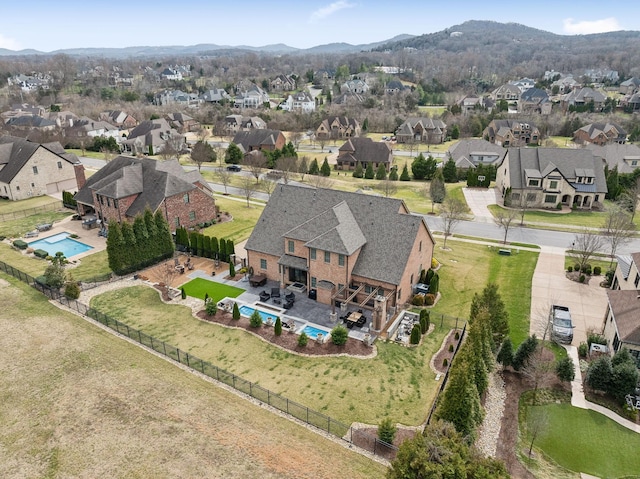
315, 116, 361, 141
574, 122, 627, 146
495, 148, 607, 210
244, 184, 435, 331
395, 117, 447, 145
335, 137, 392, 172
0, 135, 85, 200
74, 156, 216, 231
232, 129, 286, 154
483, 119, 540, 147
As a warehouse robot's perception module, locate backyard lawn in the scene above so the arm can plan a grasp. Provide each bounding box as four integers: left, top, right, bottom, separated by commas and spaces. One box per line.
202, 196, 264, 243
90, 285, 455, 427
0, 195, 61, 215
522, 403, 640, 478
0, 211, 72, 238
181, 278, 244, 301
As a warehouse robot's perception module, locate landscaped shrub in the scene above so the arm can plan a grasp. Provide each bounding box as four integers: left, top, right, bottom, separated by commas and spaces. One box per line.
567, 266, 573, 272
64, 280, 80, 300
586, 356, 613, 392
556, 356, 575, 382
249, 310, 262, 328
13, 239, 28, 250
593, 266, 601, 276
605, 269, 615, 286
298, 332, 308, 347
34, 249, 48, 259
232, 302, 240, 320
181, 287, 186, 299
377, 418, 397, 445
425, 268, 435, 285
442, 358, 448, 367
579, 274, 586, 283
410, 324, 421, 345
205, 300, 217, 316
454, 331, 460, 340
578, 342, 588, 358
496, 338, 513, 369
274, 317, 282, 336
448, 344, 454, 352
574, 263, 581, 272
229, 262, 236, 277
331, 325, 348, 346
587, 332, 607, 349
429, 273, 440, 294
431, 257, 439, 269
419, 309, 430, 334
584, 266, 592, 275
424, 294, 436, 306
512, 335, 538, 371
411, 294, 424, 306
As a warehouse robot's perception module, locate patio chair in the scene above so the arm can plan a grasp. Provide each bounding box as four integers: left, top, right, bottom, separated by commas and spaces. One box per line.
270, 288, 281, 299
284, 291, 295, 302
284, 299, 294, 309
259, 291, 271, 302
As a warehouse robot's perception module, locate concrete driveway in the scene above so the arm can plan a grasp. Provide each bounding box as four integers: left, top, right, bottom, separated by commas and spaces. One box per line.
462, 187, 498, 222
530, 246, 608, 345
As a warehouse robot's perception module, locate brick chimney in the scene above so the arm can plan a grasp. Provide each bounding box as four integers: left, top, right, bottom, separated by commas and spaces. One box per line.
74, 164, 87, 190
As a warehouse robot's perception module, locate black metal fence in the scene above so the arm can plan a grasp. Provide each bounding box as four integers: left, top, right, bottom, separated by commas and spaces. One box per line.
0, 200, 65, 221
0, 259, 398, 459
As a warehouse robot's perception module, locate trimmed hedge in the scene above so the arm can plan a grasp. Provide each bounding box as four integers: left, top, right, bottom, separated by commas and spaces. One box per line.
34, 249, 49, 259
13, 239, 28, 250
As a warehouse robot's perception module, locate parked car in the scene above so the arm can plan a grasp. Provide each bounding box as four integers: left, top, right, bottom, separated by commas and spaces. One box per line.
226, 164, 242, 172
550, 305, 574, 344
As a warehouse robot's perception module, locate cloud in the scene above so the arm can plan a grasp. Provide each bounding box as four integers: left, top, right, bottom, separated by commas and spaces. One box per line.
309, 1, 355, 22
562, 17, 622, 35
0, 34, 21, 50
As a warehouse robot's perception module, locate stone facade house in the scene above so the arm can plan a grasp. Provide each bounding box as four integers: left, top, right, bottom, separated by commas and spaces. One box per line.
234, 84, 270, 109
315, 116, 361, 141
223, 115, 266, 136
561, 87, 606, 112
0, 136, 85, 200
121, 118, 185, 155
491, 83, 522, 102
395, 117, 447, 145
244, 184, 435, 331
587, 143, 640, 174
574, 122, 627, 146
100, 110, 138, 129
495, 147, 607, 210
74, 156, 216, 231
483, 119, 540, 147
232, 129, 286, 154
270, 74, 296, 92
335, 137, 392, 172
165, 113, 200, 133
447, 139, 506, 170
279, 91, 315, 113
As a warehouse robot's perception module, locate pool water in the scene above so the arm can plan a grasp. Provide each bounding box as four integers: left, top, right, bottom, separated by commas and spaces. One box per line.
301, 325, 329, 339
239, 305, 278, 323
28, 233, 93, 258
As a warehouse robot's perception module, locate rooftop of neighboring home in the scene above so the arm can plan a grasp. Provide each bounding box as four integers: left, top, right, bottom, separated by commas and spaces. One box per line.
587, 143, 640, 174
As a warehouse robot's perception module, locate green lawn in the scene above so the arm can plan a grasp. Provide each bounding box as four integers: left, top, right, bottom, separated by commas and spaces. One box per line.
0, 195, 61, 215
203, 196, 265, 242
432, 240, 538, 346
523, 403, 640, 478
0, 211, 72, 238
181, 278, 244, 301
90, 285, 456, 427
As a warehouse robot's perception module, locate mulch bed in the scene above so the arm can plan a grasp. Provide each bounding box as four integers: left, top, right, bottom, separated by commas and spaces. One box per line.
432, 329, 460, 374
195, 309, 374, 357
350, 426, 419, 460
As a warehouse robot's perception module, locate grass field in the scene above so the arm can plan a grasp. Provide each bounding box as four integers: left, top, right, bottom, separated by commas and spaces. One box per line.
181, 278, 245, 301
0, 195, 61, 215
431, 239, 538, 346
0, 211, 72, 238
522, 403, 640, 478
90, 285, 455, 427
0, 274, 385, 479
202, 196, 265, 243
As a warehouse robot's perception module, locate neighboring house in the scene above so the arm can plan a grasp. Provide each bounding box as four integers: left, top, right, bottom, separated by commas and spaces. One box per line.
5, 115, 56, 132
314, 68, 335, 85
201, 88, 231, 104
341, 79, 369, 94
74, 156, 216, 231
395, 117, 447, 145
154, 89, 201, 107
602, 289, 640, 366
223, 115, 266, 135
100, 110, 138, 129
551, 75, 580, 94
49, 111, 79, 128
232, 129, 286, 154
583, 69, 619, 83
280, 91, 316, 113
70, 117, 120, 139
332, 92, 365, 105
316, 116, 361, 141
619, 77, 640, 95
336, 137, 392, 172
160, 68, 183, 81
234, 84, 270, 109
519, 88, 551, 114
610, 253, 640, 292
574, 122, 627, 146
496, 147, 607, 210
447, 139, 506, 170
121, 118, 185, 155
165, 113, 200, 133
587, 143, 640, 174
483, 119, 540, 147
0, 135, 85, 200
491, 83, 521, 102
385, 80, 406, 94
621, 93, 640, 112
244, 184, 435, 331
7, 73, 52, 91
510, 78, 536, 92
270, 74, 296, 92
561, 87, 606, 112
456, 95, 494, 115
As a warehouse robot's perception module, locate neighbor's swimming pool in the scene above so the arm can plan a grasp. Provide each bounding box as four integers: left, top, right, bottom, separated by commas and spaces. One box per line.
239, 305, 279, 323
28, 232, 93, 258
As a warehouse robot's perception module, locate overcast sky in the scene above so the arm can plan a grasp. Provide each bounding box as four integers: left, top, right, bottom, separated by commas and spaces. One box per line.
1, 0, 638, 52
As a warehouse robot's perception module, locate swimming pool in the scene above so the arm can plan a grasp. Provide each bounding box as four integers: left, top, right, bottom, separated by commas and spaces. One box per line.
239, 305, 279, 323
301, 325, 330, 339
28, 232, 93, 258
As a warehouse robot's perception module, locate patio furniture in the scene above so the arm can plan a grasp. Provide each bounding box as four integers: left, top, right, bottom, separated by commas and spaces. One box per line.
249, 274, 267, 287
270, 288, 281, 299
283, 299, 294, 309
284, 292, 295, 302
36, 223, 52, 232
24, 231, 39, 238
259, 291, 271, 302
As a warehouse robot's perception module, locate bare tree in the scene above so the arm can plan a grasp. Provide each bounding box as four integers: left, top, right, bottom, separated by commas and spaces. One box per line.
159, 141, 179, 161
309, 174, 334, 189
244, 151, 267, 184
573, 228, 605, 271
525, 406, 549, 457
289, 131, 303, 149
440, 197, 466, 250
619, 177, 640, 223
216, 169, 232, 195
522, 344, 555, 405
276, 156, 298, 184
602, 204, 636, 265
508, 191, 530, 226
160, 259, 178, 289
261, 178, 277, 196
318, 138, 326, 152
494, 209, 518, 244
298, 156, 309, 181
239, 175, 258, 207
190, 140, 215, 171
377, 178, 398, 197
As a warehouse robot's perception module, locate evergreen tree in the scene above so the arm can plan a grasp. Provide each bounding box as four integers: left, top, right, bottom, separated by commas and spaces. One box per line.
429, 273, 439, 294
497, 337, 514, 369
308, 158, 320, 175
410, 324, 421, 344
555, 356, 575, 382
320, 158, 331, 176
442, 158, 458, 183
274, 316, 282, 336
229, 262, 236, 277
106, 222, 125, 274
203, 235, 211, 258
411, 153, 429, 180
429, 169, 446, 213
154, 210, 174, 258
219, 238, 227, 262
435, 361, 483, 438
450, 124, 460, 139
364, 162, 375, 179
189, 232, 198, 255
197, 233, 204, 257
225, 143, 243, 164
133, 216, 150, 261
362, 118, 369, 131
211, 237, 219, 260
399, 163, 411, 181
375, 163, 387, 180
121, 222, 137, 271
232, 302, 240, 320
181, 287, 186, 299
424, 155, 438, 180
377, 418, 397, 444
388, 166, 398, 181
469, 283, 510, 345
226, 239, 235, 259
512, 335, 539, 371
353, 162, 364, 178
144, 209, 159, 254
586, 356, 613, 392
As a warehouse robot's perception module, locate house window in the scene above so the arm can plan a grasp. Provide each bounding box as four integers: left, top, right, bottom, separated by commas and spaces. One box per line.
260, 259, 267, 270
410, 274, 414, 284
364, 285, 372, 294
288, 240, 294, 253
549, 180, 558, 189
183, 193, 190, 204
632, 160, 638, 166
114, 199, 118, 209
419, 241, 422, 252
338, 254, 345, 266
57, 161, 62, 169
338, 283, 344, 293
16, 186, 20, 191
526, 193, 537, 202
107, 198, 111, 207
586, 177, 594, 184
324, 251, 331, 263
635, 273, 640, 288
189, 211, 196, 221
175, 217, 180, 227
311, 276, 317, 288
544, 195, 556, 204
613, 333, 620, 352
527, 178, 539, 187
510, 192, 521, 201
32, 166, 38, 175
31, 183, 35, 188
310, 248, 316, 260
397, 289, 402, 301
